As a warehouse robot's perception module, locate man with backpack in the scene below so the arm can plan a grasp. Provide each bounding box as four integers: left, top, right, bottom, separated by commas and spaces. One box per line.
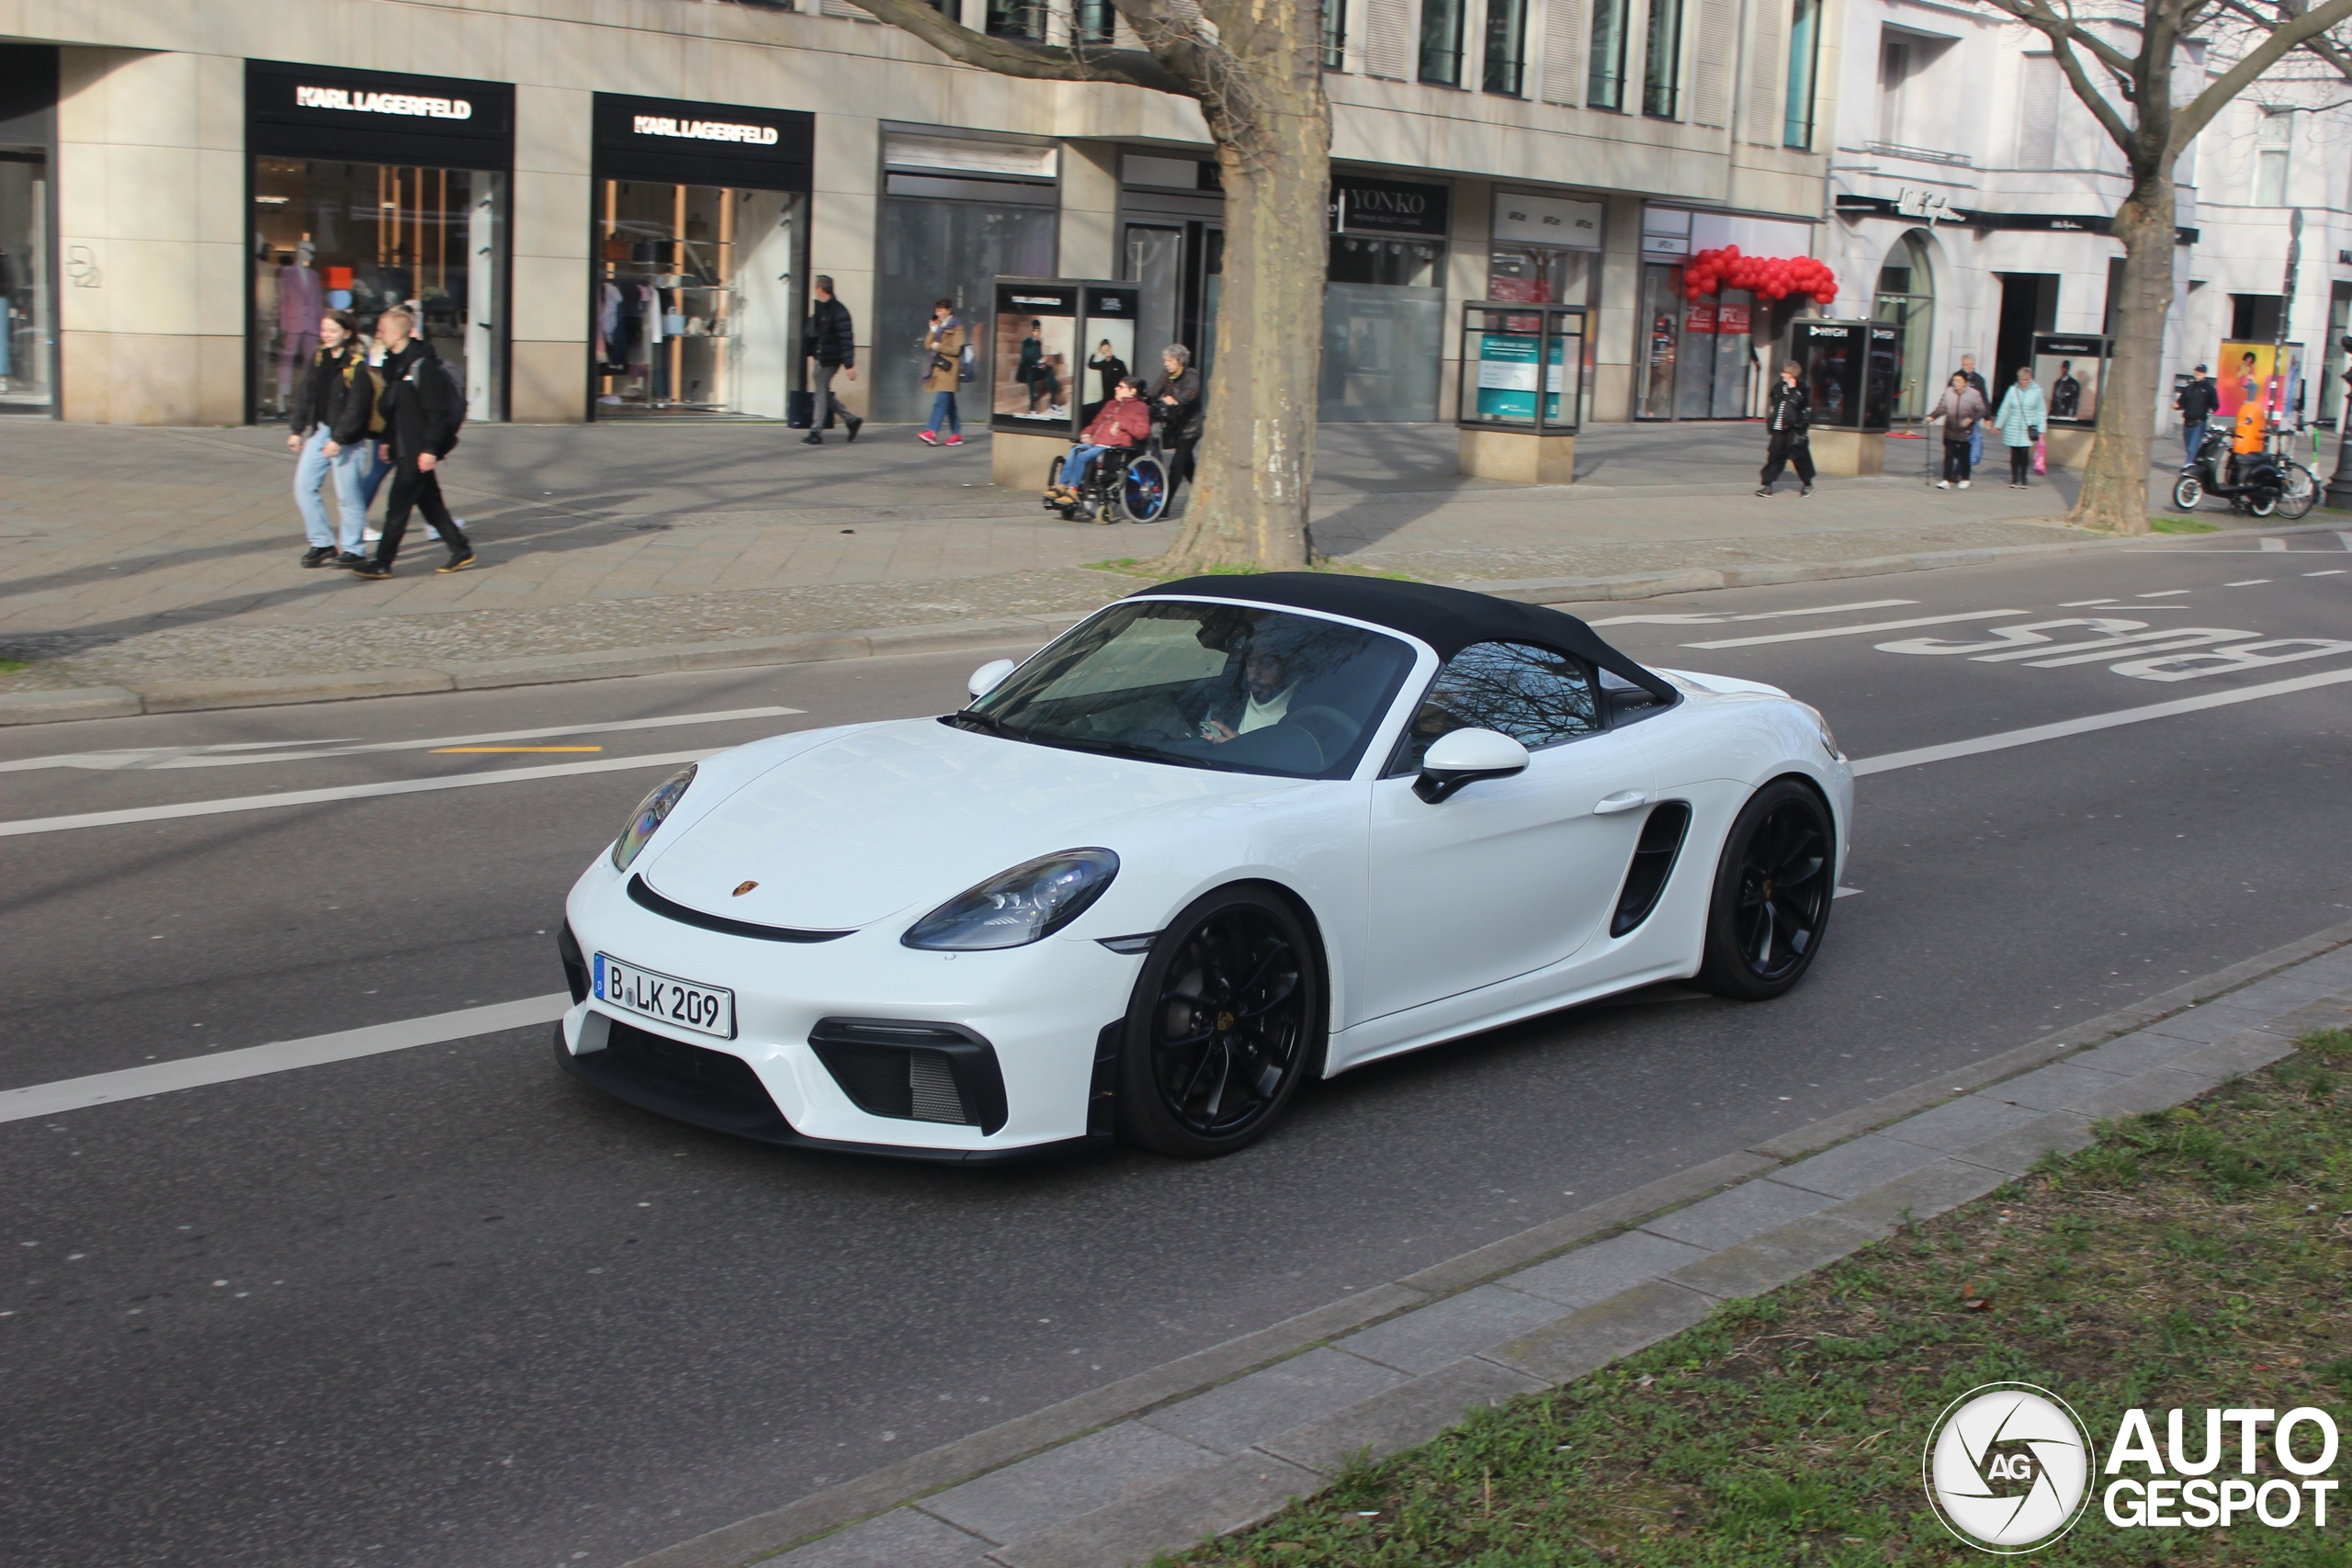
350, 306, 474, 579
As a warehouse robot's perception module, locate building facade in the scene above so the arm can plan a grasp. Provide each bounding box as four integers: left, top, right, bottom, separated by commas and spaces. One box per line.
1822, 0, 2352, 436
0, 0, 1838, 429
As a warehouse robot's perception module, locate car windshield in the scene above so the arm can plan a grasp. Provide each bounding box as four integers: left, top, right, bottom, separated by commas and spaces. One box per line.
957, 600, 1419, 779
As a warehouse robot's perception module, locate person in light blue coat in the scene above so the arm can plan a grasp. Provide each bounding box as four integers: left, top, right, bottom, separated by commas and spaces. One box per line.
1992, 367, 2048, 489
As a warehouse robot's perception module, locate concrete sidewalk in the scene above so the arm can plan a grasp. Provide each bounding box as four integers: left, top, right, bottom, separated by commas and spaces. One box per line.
0, 417, 2172, 705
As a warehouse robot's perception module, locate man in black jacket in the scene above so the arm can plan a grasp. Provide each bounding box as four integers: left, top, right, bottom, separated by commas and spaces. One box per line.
2175, 363, 2220, 468
803, 276, 861, 446
1757, 362, 1815, 496
350, 307, 474, 578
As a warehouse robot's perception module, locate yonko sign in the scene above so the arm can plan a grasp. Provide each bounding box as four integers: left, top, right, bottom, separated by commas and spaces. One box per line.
1924, 1385, 2344, 1552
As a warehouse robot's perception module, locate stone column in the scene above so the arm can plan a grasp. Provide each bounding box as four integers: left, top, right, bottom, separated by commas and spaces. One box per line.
55, 48, 243, 424
1592, 193, 1644, 423
809, 112, 879, 420
1058, 141, 1120, 280
510, 85, 592, 423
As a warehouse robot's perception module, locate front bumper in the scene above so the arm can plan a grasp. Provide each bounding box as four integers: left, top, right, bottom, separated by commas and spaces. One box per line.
557, 861, 1137, 1157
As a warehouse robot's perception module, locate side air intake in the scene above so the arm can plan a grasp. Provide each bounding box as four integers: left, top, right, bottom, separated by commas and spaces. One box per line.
808, 1019, 1009, 1134
1611, 802, 1692, 937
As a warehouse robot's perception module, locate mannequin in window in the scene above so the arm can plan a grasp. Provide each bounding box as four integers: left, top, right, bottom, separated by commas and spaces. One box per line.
277, 240, 323, 406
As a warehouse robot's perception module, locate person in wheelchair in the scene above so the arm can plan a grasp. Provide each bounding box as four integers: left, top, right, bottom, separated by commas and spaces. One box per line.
1045, 375, 1152, 507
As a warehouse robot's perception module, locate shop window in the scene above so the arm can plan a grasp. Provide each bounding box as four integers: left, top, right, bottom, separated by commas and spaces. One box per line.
1589, 0, 1633, 109
1484, 0, 1529, 94
594, 181, 801, 418
1643, 0, 1682, 118
1872, 231, 1935, 422
1075, 0, 1114, 42
1487, 246, 1591, 306
1324, 236, 1445, 422
874, 189, 1057, 425
250, 158, 506, 423
1782, 0, 1821, 149
1323, 0, 1348, 69
0, 150, 51, 413
1420, 0, 1467, 85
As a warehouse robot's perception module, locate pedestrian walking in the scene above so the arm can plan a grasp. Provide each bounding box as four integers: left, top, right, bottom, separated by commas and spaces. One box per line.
1146, 344, 1202, 494
1755, 361, 1815, 497
803, 276, 861, 445
1957, 354, 1990, 475
285, 309, 379, 568
1992, 366, 2047, 489
916, 298, 966, 446
348, 306, 473, 579
1930, 372, 1988, 489
2176, 362, 2219, 468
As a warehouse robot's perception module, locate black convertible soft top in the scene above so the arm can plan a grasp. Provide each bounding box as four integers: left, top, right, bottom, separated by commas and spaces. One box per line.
1139, 573, 1679, 701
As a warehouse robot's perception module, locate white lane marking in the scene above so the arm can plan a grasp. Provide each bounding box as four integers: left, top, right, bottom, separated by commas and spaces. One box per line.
0, 748, 720, 838
0, 706, 800, 774
1682, 610, 2027, 649
1834, 886, 1862, 898
2307, 570, 2346, 577
1850, 666, 2352, 776
2060, 598, 2118, 606
1590, 598, 1917, 627
2135, 590, 2192, 598
2262, 537, 2289, 551
0, 995, 571, 1124
2226, 580, 2272, 587
2339, 533, 2352, 553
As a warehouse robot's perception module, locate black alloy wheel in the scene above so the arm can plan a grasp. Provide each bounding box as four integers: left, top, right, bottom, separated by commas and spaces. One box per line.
1695, 779, 1836, 1000
1118, 886, 1325, 1157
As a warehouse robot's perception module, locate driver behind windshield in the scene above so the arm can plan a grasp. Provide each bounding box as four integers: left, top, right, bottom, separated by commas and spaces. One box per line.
1199, 649, 1300, 743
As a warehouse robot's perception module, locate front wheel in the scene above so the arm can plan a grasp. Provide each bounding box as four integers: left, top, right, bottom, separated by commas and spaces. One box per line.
2173, 475, 2204, 511
2278, 462, 2317, 521
1695, 780, 1836, 1001
1116, 886, 1325, 1157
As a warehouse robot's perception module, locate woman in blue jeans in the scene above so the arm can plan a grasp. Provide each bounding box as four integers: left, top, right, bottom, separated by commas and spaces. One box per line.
917, 299, 967, 446
284, 310, 380, 567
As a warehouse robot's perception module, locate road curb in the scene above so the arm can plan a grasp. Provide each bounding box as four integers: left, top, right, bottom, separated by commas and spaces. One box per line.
619, 917, 2352, 1568
3, 522, 2266, 726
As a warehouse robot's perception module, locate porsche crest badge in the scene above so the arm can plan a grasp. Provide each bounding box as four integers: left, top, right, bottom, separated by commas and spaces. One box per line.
732, 880, 759, 897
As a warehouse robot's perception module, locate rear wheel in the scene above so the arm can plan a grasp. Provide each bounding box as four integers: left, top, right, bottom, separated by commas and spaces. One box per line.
2172, 474, 2204, 511
1117, 886, 1324, 1157
1120, 454, 1170, 522
2278, 461, 2317, 521
2248, 487, 2278, 518
1695, 780, 1836, 1001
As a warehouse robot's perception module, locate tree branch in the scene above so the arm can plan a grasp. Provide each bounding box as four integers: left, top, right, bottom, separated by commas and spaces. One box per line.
1985, 0, 2144, 146
2173, 0, 2352, 145
842, 0, 1194, 94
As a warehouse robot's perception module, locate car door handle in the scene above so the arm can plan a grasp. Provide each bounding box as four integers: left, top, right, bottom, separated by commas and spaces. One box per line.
1592, 790, 1650, 815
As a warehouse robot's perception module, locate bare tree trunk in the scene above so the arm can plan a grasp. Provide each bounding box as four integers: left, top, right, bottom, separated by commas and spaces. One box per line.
2071, 169, 2174, 536
1151, 4, 1330, 573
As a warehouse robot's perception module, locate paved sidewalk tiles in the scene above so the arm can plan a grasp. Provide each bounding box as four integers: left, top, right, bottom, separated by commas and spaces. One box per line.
623, 918, 2352, 1568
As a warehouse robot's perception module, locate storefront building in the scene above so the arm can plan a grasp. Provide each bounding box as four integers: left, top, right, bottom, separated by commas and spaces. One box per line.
12, 0, 1831, 429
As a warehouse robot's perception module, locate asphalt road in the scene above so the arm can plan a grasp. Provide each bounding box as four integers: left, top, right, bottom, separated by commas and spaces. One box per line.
6, 526, 2350, 1568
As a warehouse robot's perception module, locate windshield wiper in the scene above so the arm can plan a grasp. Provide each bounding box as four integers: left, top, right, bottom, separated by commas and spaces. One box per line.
942, 709, 1014, 738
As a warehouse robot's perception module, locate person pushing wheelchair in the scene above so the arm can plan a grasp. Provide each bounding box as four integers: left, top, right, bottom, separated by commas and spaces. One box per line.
1046, 375, 1153, 507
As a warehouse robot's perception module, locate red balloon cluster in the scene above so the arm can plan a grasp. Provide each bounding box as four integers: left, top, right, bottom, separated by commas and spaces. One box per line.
1682, 246, 1838, 306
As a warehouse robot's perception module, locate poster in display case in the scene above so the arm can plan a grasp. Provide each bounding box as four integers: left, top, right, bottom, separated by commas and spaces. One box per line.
2031, 333, 2112, 425
990, 278, 1143, 437
1456, 305, 1585, 432
1788, 320, 1891, 431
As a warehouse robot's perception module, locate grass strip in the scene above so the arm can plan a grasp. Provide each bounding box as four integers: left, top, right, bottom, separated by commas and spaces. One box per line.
1160, 1029, 2352, 1565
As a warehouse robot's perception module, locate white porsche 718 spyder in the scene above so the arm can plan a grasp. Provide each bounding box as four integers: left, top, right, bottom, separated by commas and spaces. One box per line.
556, 574, 1851, 1160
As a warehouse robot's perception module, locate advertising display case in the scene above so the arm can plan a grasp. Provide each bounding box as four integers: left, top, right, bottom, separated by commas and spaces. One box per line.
1455, 303, 1585, 483
2032, 333, 2110, 425
989, 276, 1143, 487
1786, 319, 1892, 476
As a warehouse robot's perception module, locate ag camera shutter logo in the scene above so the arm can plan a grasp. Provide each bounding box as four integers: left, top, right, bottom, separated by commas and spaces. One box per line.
1923, 1382, 2096, 1553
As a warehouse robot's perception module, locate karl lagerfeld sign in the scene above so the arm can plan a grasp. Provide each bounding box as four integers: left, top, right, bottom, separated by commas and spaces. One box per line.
630, 115, 779, 146
295, 85, 473, 119
1331, 175, 1451, 239
592, 93, 814, 190
247, 61, 514, 165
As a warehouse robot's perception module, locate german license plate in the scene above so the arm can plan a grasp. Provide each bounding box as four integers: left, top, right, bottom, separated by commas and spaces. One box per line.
594, 953, 736, 1039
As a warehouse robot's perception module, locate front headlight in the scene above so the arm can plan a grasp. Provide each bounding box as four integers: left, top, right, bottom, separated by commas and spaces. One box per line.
1799, 705, 1841, 761
902, 849, 1120, 951
611, 764, 696, 872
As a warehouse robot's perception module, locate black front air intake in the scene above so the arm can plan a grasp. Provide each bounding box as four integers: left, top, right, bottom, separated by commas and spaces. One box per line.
1611, 802, 1692, 937
808, 1019, 1008, 1135
558, 925, 591, 1005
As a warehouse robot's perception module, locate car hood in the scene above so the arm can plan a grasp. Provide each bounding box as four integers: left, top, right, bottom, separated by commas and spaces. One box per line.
638, 718, 1296, 930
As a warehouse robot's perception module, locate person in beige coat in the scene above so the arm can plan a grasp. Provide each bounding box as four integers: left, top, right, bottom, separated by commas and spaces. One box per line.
918, 299, 967, 446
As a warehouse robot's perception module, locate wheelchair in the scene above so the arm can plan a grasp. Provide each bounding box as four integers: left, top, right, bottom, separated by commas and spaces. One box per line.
1043, 435, 1171, 525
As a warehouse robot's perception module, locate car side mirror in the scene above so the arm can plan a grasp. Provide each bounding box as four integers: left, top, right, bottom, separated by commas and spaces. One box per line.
1414, 728, 1530, 803
967, 659, 1018, 699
